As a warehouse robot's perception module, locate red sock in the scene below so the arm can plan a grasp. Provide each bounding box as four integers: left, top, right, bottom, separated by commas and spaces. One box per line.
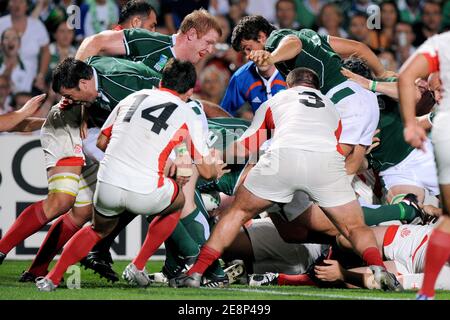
362, 247, 386, 268
132, 211, 181, 270
419, 229, 450, 298
0, 201, 47, 254
187, 245, 221, 276
28, 213, 81, 276
47, 226, 101, 285
278, 273, 317, 286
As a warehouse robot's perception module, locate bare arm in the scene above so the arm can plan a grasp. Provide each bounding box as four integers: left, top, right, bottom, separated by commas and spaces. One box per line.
75, 30, 126, 61
329, 36, 386, 78
96, 133, 110, 152
341, 68, 399, 99
8, 117, 45, 132
343, 144, 367, 175
0, 94, 46, 132
398, 54, 430, 150
200, 99, 232, 118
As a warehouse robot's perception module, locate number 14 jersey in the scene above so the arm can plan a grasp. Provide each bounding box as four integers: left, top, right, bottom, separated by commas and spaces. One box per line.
98, 88, 210, 193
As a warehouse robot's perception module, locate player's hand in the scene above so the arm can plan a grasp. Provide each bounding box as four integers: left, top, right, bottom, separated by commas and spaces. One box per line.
341, 68, 370, 90
19, 93, 46, 117
248, 50, 274, 67
314, 259, 344, 282
403, 123, 427, 151
366, 129, 381, 155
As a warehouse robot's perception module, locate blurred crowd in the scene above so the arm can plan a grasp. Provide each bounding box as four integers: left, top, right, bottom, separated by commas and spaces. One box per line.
0, 0, 449, 124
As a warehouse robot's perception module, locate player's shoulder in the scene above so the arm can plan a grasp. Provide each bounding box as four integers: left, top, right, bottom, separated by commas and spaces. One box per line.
124, 28, 171, 41
232, 61, 257, 78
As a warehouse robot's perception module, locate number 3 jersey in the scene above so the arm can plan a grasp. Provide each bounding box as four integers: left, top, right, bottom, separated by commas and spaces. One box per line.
238, 86, 342, 154
98, 88, 210, 193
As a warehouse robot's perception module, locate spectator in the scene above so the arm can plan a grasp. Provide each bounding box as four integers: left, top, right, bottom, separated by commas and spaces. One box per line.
377, 49, 398, 72
31, 0, 68, 35
275, 0, 300, 30
393, 21, 416, 66
398, 0, 422, 24
47, 21, 76, 84
246, 0, 277, 23
161, 0, 209, 35
0, 75, 13, 115
0, 28, 33, 93
211, 15, 243, 71
225, 0, 248, 42
196, 64, 230, 105
348, 0, 375, 17
373, 1, 400, 51
317, 3, 348, 38
348, 12, 378, 50
294, 0, 324, 29
413, 0, 442, 46
209, 0, 230, 16
84, 0, 119, 37
0, 0, 50, 92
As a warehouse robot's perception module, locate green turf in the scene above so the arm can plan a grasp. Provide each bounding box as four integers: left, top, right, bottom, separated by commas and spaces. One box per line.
1, 260, 449, 300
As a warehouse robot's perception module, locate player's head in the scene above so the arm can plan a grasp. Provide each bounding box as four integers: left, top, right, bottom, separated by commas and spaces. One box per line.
52, 57, 98, 103
231, 15, 276, 55
286, 67, 320, 89
342, 57, 373, 80
160, 59, 197, 101
177, 9, 222, 64
118, 0, 157, 32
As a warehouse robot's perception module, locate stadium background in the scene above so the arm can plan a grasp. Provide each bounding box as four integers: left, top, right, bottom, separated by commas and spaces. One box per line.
0, 0, 448, 260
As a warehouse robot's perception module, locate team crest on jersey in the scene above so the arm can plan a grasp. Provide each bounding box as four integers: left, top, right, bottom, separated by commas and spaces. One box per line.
154, 54, 169, 72
74, 144, 82, 155
400, 227, 411, 238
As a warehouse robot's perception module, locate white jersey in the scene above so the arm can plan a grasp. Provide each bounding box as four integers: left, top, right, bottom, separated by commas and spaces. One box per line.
383, 224, 433, 274
416, 31, 450, 109
237, 86, 342, 154
98, 88, 209, 193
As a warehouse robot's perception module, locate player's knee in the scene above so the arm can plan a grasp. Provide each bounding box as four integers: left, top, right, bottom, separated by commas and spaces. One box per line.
46, 172, 81, 216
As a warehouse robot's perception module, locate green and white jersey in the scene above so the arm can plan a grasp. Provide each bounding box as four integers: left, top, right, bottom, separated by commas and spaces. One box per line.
197, 117, 250, 196
86, 56, 161, 127
265, 29, 347, 94
367, 95, 415, 172
123, 29, 175, 73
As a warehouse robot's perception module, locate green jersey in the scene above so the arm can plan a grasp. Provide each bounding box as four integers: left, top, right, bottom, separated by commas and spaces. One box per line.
367, 95, 415, 172
86, 56, 161, 127
197, 117, 250, 196
123, 29, 175, 73
265, 29, 347, 94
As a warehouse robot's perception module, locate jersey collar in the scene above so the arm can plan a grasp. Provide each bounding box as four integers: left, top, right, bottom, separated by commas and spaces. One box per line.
171, 34, 177, 58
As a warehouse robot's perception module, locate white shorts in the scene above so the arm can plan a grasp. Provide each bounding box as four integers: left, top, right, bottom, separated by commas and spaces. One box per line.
266, 190, 313, 222
379, 139, 439, 196
41, 105, 84, 168
246, 218, 327, 275
94, 178, 178, 218
432, 110, 450, 184
382, 224, 433, 274
326, 80, 379, 147
75, 162, 98, 207
399, 265, 450, 290
244, 148, 356, 207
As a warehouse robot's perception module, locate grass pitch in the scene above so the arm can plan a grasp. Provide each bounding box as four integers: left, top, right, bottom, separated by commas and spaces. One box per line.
1, 260, 450, 300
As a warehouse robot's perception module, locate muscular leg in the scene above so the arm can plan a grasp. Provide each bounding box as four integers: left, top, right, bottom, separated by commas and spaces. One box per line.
386, 185, 425, 204
186, 185, 273, 276
26, 205, 93, 277
320, 200, 385, 268
0, 166, 81, 257
46, 211, 119, 285
419, 184, 450, 298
